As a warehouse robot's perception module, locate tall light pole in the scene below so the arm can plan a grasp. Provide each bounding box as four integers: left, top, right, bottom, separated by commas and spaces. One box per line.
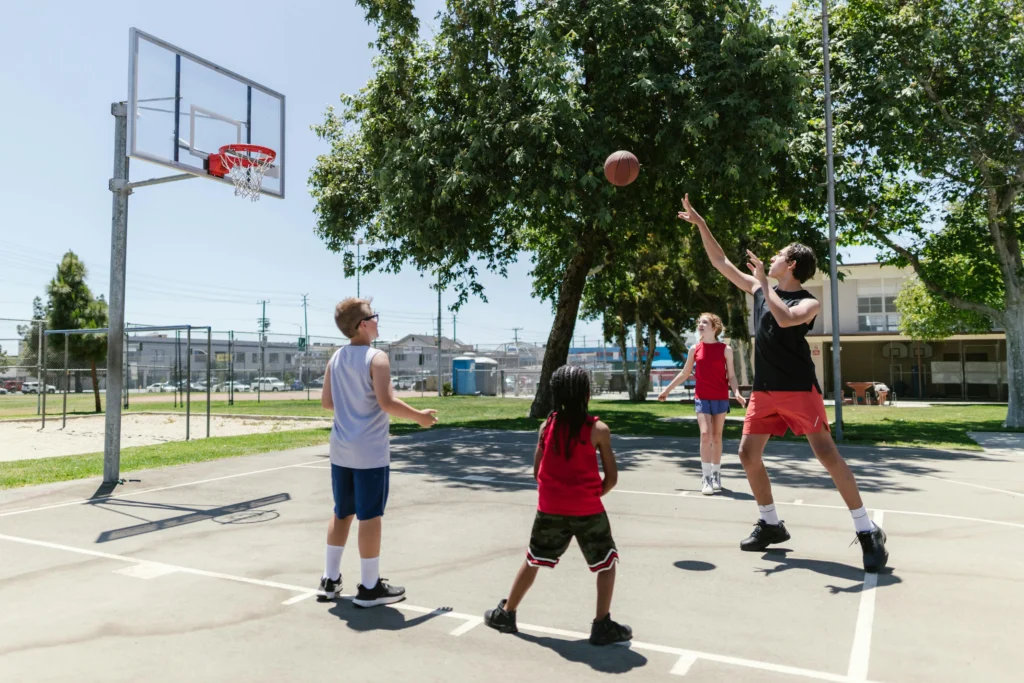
822, 0, 844, 441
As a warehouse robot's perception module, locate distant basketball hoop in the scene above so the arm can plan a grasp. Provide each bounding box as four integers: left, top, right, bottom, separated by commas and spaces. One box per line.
208, 144, 277, 201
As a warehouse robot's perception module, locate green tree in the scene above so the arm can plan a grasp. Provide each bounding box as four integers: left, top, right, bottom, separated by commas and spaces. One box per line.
789, 0, 1024, 425
16, 297, 47, 372
312, 0, 811, 417
46, 252, 109, 412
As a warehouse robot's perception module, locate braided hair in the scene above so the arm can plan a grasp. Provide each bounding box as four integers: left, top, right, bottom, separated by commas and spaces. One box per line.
546, 365, 592, 460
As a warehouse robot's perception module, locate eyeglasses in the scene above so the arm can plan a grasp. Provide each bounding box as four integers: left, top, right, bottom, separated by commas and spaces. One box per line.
362, 314, 379, 323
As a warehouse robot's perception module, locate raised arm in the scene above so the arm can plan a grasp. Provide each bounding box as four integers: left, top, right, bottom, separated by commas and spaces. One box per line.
657, 345, 697, 401
678, 194, 760, 295
370, 352, 438, 428
724, 345, 747, 408
745, 250, 822, 328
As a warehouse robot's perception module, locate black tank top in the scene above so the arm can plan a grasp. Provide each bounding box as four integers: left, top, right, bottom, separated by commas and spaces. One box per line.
753, 286, 821, 392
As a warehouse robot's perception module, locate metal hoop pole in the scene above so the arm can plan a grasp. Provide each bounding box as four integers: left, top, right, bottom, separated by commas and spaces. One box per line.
186, 327, 191, 441
62, 334, 69, 429
206, 330, 211, 438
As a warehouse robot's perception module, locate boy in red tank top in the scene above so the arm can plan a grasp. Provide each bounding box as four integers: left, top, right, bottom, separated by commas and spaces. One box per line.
659, 313, 746, 495
483, 366, 632, 646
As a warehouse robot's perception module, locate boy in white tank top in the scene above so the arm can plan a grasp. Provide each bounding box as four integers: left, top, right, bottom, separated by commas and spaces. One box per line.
316, 297, 438, 606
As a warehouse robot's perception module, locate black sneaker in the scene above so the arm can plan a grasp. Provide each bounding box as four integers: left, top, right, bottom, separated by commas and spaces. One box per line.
857, 525, 889, 573
484, 599, 518, 634
589, 613, 632, 646
316, 574, 342, 601
352, 578, 406, 608
740, 519, 791, 551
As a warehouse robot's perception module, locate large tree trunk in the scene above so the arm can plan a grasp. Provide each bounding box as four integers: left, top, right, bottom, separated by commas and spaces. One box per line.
528, 239, 595, 418
1004, 306, 1024, 428
90, 360, 102, 412
635, 322, 657, 401
616, 322, 633, 399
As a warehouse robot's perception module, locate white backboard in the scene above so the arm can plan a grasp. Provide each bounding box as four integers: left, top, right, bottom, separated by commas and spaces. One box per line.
127, 28, 286, 198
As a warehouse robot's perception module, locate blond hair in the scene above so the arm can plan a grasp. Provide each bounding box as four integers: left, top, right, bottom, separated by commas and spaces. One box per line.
699, 312, 725, 337
334, 297, 373, 338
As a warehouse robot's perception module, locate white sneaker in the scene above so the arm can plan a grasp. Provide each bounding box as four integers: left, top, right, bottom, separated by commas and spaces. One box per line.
712, 471, 722, 492
701, 476, 714, 496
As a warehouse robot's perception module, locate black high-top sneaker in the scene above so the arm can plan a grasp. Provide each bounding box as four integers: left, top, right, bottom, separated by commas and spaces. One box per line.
740, 519, 791, 551
484, 599, 518, 634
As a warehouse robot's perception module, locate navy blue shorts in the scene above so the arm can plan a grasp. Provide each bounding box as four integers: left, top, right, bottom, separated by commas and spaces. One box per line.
695, 398, 730, 415
331, 464, 389, 520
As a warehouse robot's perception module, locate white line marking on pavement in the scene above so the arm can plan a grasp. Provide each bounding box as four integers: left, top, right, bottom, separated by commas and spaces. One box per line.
670, 653, 698, 676
0, 460, 325, 518
920, 474, 1024, 498
462, 475, 496, 482
0, 530, 884, 683
794, 499, 804, 505
114, 562, 178, 579
847, 511, 884, 681
677, 491, 690, 497
449, 617, 484, 636
282, 592, 318, 606
294, 464, 330, 470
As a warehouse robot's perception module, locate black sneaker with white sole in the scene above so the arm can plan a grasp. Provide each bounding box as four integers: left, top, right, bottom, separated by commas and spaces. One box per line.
857, 525, 889, 573
484, 598, 518, 634
589, 614, 632, 646
740, 519, 791, 551
316, 575, 342, 601
352, 578, 406, 608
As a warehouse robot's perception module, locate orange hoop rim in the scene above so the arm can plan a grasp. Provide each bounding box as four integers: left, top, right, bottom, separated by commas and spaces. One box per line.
218, 143, 277, 169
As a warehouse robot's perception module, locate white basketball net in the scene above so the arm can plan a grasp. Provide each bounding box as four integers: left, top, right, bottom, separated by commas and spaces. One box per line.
220, 147, 275, 202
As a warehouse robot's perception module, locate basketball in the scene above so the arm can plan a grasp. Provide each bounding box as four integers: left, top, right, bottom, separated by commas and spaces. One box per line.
604, 151, 640, 187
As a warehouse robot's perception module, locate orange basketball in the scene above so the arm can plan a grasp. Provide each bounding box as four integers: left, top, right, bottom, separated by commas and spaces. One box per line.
604, 151, 640, 187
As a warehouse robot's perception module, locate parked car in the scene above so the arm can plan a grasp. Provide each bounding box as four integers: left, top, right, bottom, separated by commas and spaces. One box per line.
145, 383, 165, 393
21, 381, 56, 394
220, 381, 250, 393
290, 380, 304, 391
3, 380, 22, 393
0, 387, 7, 395
251, 376, 286, 392
308, 376, 324, 388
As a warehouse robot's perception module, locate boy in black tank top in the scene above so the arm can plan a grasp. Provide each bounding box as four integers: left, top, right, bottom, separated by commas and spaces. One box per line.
678, 195, 888, 572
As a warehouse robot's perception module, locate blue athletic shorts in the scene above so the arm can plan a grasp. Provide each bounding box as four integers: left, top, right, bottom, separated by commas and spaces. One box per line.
694, 398, 730, 415
331, 464, 390, 520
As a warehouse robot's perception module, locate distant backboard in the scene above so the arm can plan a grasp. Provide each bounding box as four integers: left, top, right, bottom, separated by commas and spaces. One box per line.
127, 28, 285, 198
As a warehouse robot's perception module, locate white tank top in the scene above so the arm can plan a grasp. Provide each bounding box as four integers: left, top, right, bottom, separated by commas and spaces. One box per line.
328, 345, 390, 468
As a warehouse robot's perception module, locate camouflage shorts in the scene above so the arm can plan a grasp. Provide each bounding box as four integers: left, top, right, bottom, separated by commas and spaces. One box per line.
526, 511, 619, 573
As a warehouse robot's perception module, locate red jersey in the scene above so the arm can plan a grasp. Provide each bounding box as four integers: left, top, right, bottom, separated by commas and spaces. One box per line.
537, 414, 605, 516
693, 341, 729, 400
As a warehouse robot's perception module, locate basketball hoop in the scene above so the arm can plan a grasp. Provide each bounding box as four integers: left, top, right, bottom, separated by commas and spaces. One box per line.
208, 144, 277, 201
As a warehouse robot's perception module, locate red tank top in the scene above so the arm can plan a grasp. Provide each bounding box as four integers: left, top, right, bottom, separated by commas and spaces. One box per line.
693, 341, 729, 400
537, 414, 605, 516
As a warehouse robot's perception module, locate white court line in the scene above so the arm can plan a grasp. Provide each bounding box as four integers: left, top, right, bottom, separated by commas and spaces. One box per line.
0, 530, 883, 683
282, 592, 318, 606
920, 474, 1024, 498
847, 511, 884, 681
794, 499, 805, 505
0, 459, 325, 518
449, 617, 484, 636
670, 653, 698, 676
462, 475, 496, 482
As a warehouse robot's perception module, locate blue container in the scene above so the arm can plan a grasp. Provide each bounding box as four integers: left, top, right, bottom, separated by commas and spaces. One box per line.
452, 357, 477, 395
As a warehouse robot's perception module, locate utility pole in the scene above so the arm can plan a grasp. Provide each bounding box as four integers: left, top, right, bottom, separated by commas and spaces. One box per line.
452, 314, 457, 344
302, 294, 310, 400
512, 327, 523, 370
257, 300, 270, 404
437, 272, 443, 397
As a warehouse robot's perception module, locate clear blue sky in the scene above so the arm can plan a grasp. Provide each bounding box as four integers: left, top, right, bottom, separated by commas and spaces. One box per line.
3, 0, 863, 348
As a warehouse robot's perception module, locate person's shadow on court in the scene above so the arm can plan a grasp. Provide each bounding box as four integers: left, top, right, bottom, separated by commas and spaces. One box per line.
513, 633, 648, 674
327, 599, 452, 632
757, 549, 901, 592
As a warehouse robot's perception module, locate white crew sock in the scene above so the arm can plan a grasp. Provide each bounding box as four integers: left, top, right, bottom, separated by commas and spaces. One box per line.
361, 556, 380, 589
324, 545, 344, 581
850, 506, 875, 533
758, 504, 780, 526
712, 463, 722, 475
701, 462, 714, 478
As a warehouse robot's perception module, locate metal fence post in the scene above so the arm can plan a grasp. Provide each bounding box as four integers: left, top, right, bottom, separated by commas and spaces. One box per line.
62, 334, 69, 429
186, 326, 191, 441
206, 329, 211, 438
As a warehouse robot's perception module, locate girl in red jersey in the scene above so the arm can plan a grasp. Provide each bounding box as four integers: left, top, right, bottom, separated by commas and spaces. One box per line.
483, 365, 632, 646
658, 313, 746, 495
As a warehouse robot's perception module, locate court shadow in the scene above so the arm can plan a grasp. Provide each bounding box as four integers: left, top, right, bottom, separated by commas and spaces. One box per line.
327, 600, 451, 632
513, 632, 647, 674
757, 549, 902, 591
673, 560, 716, 572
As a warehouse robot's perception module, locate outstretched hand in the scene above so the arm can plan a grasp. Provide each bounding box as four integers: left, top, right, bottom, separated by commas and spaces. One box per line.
746, 250, 768, 283
677, 194, 705, 227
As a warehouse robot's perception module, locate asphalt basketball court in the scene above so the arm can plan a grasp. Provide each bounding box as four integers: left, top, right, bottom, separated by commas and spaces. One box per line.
1, 428, 1021, 682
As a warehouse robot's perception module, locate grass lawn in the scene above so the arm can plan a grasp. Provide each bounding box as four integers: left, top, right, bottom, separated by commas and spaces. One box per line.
1, 396, 1016, 490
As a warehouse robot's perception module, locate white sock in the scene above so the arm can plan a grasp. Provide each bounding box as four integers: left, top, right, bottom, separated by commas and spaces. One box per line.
360, 556, 380, 588
712, 463, 721, 475
758, 504, 780, 526
324, 545, 344, 581
850, 506, 875, 533
701, 462, 714, 478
